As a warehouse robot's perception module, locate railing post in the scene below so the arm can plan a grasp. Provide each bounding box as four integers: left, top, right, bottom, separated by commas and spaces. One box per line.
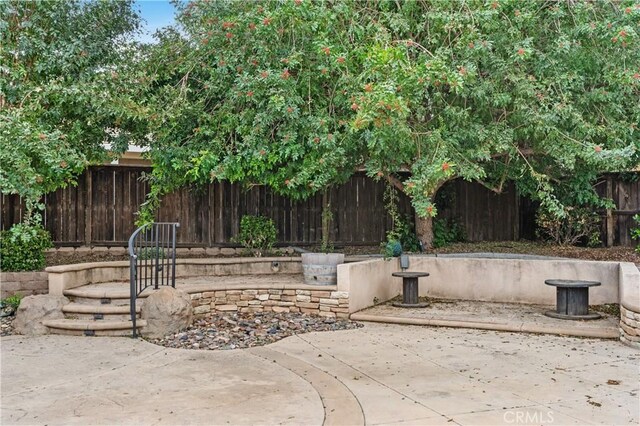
129, 254, 137, 338
153, 224, 160, 290
172, 223, 179, 288
129, 222, 179, 338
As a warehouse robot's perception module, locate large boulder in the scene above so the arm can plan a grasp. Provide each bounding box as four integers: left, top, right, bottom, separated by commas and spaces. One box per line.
141, 287, 193, 339
13, 294, 69, 335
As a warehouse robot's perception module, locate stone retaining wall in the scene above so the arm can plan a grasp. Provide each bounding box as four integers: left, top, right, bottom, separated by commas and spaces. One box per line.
189, 288, 350, 319
0, 272, 49, 299
620, 306, 640, 349
47, 246, 294, 257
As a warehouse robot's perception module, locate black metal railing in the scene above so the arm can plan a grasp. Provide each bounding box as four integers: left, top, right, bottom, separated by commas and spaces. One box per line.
128, 222, 179, 338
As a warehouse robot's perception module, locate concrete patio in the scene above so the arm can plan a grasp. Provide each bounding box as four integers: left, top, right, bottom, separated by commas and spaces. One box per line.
352, 299, 620, 339
2, 323, 638, 425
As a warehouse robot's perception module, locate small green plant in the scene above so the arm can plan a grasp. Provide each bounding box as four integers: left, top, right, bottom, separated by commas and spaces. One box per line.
137, 247, 167, 260
0, 222, 53, 271
432, 217, 466, 248
631, 214, 640, 253
320, 202, 334, 253
234, 215, 277, 257
394, 216, 421, 253
1, 294, 22, 312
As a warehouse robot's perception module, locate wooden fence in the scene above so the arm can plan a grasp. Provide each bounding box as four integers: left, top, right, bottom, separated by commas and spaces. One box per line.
595, 175, 640, 247
1, 166, 413, 246
1, 166, 637, 247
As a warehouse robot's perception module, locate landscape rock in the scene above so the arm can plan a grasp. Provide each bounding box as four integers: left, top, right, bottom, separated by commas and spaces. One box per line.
13, 294, 69, 335
141, 287, 193, 339
146, 311, 362, 351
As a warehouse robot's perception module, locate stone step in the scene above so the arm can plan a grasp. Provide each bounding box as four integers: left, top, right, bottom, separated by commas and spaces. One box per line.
43, 319, 146, 337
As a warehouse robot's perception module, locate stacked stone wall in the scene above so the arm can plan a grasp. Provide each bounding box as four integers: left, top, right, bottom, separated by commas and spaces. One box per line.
620, 305, 640, 349
189, 288, 350, 319
0, 272, 49, 299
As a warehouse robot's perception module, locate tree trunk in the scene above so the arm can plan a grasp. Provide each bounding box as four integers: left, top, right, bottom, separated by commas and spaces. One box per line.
385, 176, 447, 251
415, 213, 434, 250
321, 190, 332, 251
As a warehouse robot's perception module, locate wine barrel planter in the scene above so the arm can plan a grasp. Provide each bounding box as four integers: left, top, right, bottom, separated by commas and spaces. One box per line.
301, 253, 345, 286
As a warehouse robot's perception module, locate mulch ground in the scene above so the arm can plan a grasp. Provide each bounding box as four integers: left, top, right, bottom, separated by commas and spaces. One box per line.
432, 241, 639, 264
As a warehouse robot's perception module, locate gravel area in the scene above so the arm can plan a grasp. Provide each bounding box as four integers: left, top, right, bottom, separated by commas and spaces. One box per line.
1, 316, 15, 336
146, 311, 363, 350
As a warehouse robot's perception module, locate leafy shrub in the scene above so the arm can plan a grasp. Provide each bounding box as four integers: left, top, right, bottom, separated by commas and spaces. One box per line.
382, 239, 403, 258
433, 217, 466, 248
0, 223, 52, 271
536, 207, 601, 247
631, 214, 640, 253
394, 217, 421, 253
234, 215, 277, 257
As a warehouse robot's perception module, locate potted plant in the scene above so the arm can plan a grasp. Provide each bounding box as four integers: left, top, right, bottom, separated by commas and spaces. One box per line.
302, 190, 344, 285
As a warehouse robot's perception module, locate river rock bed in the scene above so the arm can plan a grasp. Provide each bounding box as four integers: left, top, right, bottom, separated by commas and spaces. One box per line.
145, 311, 363, 350
1, 316, 15, 336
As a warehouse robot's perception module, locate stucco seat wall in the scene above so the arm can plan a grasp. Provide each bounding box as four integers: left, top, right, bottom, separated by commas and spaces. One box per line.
46, 258, 302, 295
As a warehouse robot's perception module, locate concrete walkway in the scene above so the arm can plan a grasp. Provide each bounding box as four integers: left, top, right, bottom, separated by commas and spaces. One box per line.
2, 324, 639, 425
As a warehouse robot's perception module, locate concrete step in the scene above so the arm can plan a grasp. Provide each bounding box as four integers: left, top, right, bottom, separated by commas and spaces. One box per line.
64, 287, 140, 301
43, 319, 146, 337
62, 303, 140, 321
63, 283, 151, 306
63, 303, 140, 315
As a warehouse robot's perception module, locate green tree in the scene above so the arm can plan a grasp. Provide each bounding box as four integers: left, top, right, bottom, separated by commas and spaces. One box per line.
0, 0, 145, 222
142, 0, 640, 247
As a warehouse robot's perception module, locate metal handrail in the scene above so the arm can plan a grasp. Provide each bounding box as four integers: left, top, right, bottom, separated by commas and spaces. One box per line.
128, 222, 179, 338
